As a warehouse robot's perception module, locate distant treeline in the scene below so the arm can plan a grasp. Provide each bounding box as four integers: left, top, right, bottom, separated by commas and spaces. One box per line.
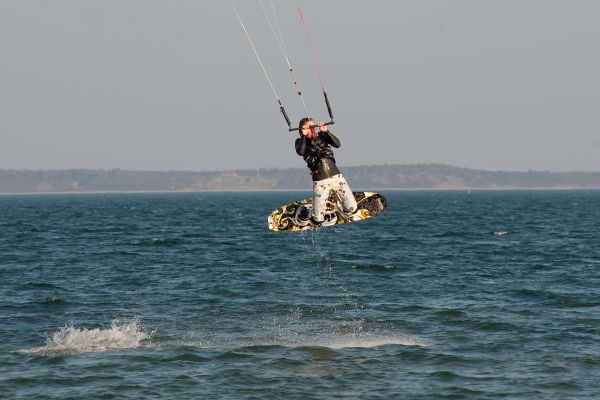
1, 164, 600, 193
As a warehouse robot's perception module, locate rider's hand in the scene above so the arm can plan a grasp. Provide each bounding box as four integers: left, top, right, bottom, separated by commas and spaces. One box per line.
318, 122, 327, 132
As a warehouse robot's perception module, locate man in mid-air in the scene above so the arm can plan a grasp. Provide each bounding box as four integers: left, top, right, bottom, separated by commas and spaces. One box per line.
294, 117, 357, 225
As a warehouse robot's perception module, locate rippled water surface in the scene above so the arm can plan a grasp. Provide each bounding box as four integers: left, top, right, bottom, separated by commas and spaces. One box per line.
1, 191, 599, 399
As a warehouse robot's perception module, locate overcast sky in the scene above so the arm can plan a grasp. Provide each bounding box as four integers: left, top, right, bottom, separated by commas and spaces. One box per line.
1, 0, 599, 172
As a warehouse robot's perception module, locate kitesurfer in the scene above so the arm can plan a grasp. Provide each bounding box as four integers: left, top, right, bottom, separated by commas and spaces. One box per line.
295, 118, 357, 225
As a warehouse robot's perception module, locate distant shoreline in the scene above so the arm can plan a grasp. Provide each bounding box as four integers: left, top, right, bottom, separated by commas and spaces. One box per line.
2, 187, 600, 196
3, 164, 600, 194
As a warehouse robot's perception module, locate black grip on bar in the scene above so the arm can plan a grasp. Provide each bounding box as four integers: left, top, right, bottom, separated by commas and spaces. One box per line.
280, 106, 292, 129
323, 91, 334, 121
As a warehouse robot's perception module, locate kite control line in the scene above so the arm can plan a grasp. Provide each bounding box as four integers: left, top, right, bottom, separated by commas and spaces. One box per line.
231, 0, 336, 132
296, 0, 335, 127
259, 0, 310, 119
230, 0, 294, 130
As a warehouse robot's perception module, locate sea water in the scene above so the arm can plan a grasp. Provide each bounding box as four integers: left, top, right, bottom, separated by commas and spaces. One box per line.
0, 191, 599, 399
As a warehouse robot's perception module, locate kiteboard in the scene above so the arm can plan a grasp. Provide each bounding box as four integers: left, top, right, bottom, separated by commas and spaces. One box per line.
268, 191, 387, 232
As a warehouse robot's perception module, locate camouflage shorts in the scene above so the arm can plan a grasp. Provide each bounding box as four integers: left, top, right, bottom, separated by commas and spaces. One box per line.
311, 174, 357, 222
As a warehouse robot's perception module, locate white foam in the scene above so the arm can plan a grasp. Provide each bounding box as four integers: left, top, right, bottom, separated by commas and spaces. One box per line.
21, 319, 150, 355
315, 334, 428, 349
173, 332, 428, 351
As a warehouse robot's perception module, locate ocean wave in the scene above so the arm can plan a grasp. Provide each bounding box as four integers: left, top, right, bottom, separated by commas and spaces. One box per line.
161, 331, 429, 352
20, 319, 151, 356
433, 308, 467, 318
317, 334, 428, 349
351, 263, 396, 271
239, 333, 429, 350
125, 237, 181, 247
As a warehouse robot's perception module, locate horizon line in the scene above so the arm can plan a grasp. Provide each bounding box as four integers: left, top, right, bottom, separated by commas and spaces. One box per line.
2, 163, 600, 174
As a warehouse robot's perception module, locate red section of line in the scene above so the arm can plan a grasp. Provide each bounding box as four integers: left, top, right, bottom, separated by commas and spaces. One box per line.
297, 0, 325, 93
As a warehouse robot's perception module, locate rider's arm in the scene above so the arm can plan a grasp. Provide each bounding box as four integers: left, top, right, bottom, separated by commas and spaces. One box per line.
295, 136, 308, 155
321, 130, 340, 148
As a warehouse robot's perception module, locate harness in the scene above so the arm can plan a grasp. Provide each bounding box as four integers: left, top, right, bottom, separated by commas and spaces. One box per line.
303, 133, 336, 175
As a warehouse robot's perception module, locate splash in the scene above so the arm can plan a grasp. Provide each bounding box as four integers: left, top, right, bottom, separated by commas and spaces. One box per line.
21, 319, 150, 355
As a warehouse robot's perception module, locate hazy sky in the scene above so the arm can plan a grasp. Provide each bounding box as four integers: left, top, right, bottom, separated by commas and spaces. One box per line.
1, 1, 599, 172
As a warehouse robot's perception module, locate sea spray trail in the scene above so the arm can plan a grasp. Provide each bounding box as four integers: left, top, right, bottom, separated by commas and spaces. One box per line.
1, 191, 600, 399
20, 319, 151, 356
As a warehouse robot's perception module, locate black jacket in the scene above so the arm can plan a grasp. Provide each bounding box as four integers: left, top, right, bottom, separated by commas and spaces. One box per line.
295, 130, 341, 181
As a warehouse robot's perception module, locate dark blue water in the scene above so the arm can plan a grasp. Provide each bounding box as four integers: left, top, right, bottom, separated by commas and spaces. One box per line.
1, 191, 599, 399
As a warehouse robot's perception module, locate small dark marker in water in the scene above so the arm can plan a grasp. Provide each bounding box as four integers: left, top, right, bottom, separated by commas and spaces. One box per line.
42, 296, 62, 304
